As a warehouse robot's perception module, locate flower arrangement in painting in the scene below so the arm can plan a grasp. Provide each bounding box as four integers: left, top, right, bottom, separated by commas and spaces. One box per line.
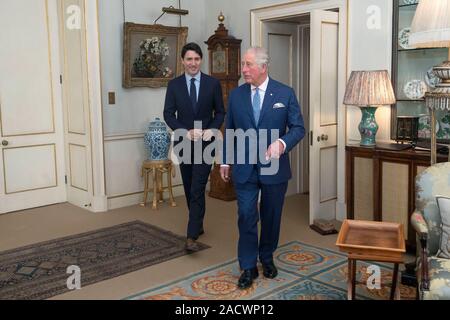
133, 36, 173, 78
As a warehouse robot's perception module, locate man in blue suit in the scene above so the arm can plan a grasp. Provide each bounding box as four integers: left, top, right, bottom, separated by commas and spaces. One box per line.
220, 47, 305, 289
164, 43, 225, 252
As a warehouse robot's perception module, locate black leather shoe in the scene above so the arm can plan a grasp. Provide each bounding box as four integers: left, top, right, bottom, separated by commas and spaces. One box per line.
262, 262, 278, 279
237, 268, 258, 289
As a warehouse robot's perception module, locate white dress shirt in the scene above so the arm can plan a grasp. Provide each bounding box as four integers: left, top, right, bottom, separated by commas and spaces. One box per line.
185, 72, 201, 99
253, 77, 287, 152
251, 75, 269, 110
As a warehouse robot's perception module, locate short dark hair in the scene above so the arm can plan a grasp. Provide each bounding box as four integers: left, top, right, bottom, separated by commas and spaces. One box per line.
181, 42, 203, 59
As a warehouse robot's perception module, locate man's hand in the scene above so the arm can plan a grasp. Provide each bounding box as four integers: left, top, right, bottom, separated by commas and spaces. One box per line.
202, 129, 214, 141
220, 166, 231, 182
186, 129, 203, 141
265, 140, 285, 160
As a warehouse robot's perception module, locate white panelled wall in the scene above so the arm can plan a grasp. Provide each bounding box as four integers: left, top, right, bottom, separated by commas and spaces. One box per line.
1, 0, 396, 214
204, 0, 394, 222
100, 0, 394, 212
205, 0, 393, 142
98, 0, 208, 209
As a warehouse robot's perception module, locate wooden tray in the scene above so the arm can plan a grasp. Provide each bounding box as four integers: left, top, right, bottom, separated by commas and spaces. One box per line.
336, 219, 406, 263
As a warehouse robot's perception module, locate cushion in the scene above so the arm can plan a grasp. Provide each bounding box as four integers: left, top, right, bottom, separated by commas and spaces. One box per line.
436, 196, 450, 259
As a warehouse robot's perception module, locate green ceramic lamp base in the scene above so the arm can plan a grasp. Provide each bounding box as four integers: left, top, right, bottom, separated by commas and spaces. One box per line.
358, 106, 379, 147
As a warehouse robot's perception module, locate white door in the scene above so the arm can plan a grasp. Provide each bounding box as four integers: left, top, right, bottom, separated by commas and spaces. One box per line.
309, 10, 340, 225
0, 0, 67, 214
262, 21, 300, 196
58, 0, 94, 209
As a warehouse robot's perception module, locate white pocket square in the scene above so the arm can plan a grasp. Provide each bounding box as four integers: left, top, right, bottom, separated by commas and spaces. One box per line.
273, 103, 286, 109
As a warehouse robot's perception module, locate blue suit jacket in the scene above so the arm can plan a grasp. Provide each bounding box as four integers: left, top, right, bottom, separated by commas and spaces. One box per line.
163, 72, 225, 133
223, 78, 305, 184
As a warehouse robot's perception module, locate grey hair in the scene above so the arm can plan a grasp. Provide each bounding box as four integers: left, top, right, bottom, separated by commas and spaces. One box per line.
246, 46, 270, 69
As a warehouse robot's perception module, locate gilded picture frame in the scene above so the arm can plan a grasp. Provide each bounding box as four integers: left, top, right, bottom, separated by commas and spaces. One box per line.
123, 23, 188, 88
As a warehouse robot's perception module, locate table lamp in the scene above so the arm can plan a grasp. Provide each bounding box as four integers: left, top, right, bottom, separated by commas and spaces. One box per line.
409, 0, 450, 164
343, 70, 396, 146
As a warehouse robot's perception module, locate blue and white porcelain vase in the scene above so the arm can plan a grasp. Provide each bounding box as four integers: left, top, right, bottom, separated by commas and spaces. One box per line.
144, 118, 171, 161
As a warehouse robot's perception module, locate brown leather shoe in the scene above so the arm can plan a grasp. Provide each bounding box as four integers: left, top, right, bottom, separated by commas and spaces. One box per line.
185, 238, 200, 252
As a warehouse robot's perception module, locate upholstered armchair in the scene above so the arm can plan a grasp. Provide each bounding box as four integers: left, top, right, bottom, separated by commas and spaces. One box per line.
411, 162, 450, 300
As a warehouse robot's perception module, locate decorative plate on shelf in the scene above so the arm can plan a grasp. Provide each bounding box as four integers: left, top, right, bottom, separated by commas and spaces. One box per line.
398, 27, 411, 49
438, 114, 450, 139
418, 116, 440, 139
425, 67, 441, 88
404, 80, 427, 100
402, 0, 418, 5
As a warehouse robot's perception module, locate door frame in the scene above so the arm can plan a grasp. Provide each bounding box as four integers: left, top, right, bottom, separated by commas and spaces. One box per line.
250, 0, 348, 221
262, 20, 301, 197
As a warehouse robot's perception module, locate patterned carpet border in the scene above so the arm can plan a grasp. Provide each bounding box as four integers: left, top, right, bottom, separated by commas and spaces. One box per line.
125, 240, 346, 299
0, 220, 209, 300
125, 240, 416, 300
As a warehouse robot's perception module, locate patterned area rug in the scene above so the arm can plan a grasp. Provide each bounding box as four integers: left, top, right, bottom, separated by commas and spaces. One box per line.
126, 241, 416, 300
0, 221, 209, 300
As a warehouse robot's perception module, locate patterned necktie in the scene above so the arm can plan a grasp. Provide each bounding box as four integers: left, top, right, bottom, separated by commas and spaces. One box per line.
190, 78, 197, 113
252, 87, 261, 124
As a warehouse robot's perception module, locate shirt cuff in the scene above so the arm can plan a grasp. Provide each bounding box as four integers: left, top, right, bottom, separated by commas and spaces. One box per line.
220, 164, 230, 167
277, 139, 287, 153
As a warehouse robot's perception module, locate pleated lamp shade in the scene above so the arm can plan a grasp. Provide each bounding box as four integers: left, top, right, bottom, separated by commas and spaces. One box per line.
343, 70, 396, 106
409, 0, 450, 48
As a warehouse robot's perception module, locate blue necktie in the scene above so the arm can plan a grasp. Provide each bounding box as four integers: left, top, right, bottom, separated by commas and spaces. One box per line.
253, 87, 261, 124
190, 78, 197, 113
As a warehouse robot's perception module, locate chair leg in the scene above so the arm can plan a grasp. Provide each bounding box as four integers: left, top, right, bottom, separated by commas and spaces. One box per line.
167, 165, 176, 207
157, 170, 163, 203
416, 284, 420, 300
390, 263, 399, 300
141, 168, 149, 207
152, 168, 158, 210
347, 259, 356, 300
351, 260, 356, 300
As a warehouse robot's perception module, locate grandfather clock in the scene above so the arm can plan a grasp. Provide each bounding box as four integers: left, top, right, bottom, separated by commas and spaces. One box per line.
205, 13, 241, 201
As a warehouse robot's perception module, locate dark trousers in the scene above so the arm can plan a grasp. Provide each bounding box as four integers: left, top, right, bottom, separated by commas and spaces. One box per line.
234, 167, 288, 270
180, 162, 212, 239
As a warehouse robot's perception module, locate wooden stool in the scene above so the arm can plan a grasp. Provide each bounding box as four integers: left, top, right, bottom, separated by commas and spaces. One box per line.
140, 159, 176, 210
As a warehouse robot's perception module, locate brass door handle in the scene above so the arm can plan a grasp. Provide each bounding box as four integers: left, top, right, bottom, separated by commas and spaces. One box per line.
1, 140, 8, 146
317, 134, 328, 142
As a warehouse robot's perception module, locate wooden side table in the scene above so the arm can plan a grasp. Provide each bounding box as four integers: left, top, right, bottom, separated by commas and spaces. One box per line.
140, 160, 176, 210
336, 219, 406, 300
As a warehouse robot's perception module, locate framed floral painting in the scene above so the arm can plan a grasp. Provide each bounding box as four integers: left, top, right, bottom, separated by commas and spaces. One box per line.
123, 23, 188, 88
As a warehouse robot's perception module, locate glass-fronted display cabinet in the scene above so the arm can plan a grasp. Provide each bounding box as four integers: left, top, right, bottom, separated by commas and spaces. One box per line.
392, 0, 450, 142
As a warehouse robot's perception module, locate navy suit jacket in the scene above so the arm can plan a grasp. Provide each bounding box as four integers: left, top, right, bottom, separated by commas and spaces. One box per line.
223, 78, 305, 185
163, 72, 225, 134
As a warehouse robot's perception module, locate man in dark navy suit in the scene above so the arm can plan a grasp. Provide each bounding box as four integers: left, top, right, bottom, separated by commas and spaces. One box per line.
221, 47, 305, 289
164, 43, 225, 252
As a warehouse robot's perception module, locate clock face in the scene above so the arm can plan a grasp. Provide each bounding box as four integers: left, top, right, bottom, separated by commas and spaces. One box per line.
212, 49, 226, 74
